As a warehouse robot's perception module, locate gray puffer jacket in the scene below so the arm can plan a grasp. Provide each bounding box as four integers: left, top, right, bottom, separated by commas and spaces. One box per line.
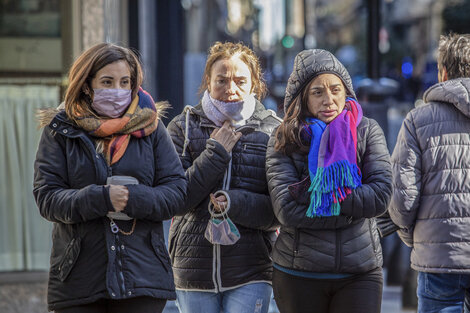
266, 117, 392, 273
389, 78, 470, 273
167, 101, 281, 291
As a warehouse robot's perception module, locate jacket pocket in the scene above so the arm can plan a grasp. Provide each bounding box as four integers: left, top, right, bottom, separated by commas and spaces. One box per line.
368, 219, 378, 254
57, 237, 81, 282
151, 232, 171, 273
243, 143, 267, 153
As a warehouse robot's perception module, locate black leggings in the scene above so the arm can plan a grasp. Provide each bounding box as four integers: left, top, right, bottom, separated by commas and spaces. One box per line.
54, 296, 167, 313
273, 267, 383, 313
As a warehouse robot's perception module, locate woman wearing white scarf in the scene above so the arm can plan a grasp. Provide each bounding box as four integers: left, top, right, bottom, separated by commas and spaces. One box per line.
167, 42, 281, 313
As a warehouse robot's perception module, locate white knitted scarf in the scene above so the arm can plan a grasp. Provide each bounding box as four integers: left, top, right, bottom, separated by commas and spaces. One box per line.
201, 90, 256, 127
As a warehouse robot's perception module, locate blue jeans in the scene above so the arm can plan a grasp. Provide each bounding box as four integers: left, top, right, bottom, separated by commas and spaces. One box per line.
418, 272, 470, 313
176, 283, 272, 313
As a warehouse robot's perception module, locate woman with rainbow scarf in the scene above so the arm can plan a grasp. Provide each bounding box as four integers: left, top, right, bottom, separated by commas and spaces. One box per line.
33, 43, 187, 313
266, 49, 392, 313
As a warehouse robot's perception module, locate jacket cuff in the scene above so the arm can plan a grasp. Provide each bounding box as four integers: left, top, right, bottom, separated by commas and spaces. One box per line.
206, 138, 231, 161
339, 192, 354, 216
397, 227, 414, 247
103, 185, 115, 213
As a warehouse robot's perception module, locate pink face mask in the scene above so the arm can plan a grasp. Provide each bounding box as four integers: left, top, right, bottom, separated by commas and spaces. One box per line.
91, 88, 132, 118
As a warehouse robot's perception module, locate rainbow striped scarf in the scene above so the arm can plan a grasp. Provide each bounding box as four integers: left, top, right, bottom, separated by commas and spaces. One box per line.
74, 88, 158, 165
304, 98, 362, 217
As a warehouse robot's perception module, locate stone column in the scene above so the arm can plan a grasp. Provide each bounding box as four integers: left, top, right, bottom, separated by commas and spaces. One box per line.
81, 0, 105, 50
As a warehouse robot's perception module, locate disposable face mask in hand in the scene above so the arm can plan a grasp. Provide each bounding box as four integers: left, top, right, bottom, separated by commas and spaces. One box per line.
205, 215, 240, 245
204, 194, 240, 246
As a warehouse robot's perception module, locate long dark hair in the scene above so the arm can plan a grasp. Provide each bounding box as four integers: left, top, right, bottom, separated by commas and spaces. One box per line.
274, 84, 312, 155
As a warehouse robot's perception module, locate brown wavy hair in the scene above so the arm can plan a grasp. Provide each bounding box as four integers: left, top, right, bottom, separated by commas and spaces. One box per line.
274, 83, 313, 155
64, 43, 143, 122
199, 41, 266, 100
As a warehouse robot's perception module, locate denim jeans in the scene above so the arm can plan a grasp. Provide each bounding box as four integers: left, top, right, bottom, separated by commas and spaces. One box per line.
175, 283, 272, 313
418, 272, 470, 313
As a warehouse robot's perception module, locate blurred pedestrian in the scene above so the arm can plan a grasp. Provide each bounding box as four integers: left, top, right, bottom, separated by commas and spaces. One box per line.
167, 41, 281, 313
33, 43, 187, 313
389, 33, 470, 313
266, 49, 392, 313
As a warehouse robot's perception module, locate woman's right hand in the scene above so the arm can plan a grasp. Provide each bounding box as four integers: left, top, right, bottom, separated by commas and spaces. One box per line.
108, 184, 129, 212
210, 193, 228, 213
210, 120, 242, 152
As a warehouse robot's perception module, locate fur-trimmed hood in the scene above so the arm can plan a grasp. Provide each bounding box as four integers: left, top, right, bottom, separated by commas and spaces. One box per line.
38, 100, 169, 129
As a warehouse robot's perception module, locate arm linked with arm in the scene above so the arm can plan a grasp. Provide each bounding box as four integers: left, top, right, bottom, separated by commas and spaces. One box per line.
223, 189, 279, 231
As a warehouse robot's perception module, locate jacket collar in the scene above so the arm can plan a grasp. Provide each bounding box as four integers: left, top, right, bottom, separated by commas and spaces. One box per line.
48, 110, 84, 138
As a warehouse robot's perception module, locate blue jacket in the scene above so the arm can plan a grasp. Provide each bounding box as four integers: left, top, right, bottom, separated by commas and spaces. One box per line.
33, 110, 187, 310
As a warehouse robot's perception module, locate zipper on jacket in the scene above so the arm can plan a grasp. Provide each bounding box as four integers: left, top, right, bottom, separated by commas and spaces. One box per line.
335, 231, 342, 272
243, 143, 267, 152
212, 244, 221, 292
293, 229, 300, 255
115, 234, 127, 297
216, 244, 223, 290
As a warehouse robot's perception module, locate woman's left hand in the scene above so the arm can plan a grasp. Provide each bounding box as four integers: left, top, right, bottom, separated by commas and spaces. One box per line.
210, 193, 228, 213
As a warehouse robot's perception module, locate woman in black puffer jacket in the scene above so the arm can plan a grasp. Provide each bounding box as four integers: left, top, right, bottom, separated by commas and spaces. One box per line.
167, 42, 281, 313
33, 43, 187, 313
266, 49, 392, 313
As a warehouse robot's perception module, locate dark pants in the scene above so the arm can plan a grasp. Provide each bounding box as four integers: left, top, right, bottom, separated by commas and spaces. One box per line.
273, 267, 383, 313
54, 296, 167, 313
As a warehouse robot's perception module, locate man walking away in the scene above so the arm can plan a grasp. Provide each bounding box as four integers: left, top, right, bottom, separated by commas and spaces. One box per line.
389, 33, 470, 313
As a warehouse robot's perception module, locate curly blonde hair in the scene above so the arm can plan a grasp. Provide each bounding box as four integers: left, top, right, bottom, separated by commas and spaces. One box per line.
199, 41, 266, 100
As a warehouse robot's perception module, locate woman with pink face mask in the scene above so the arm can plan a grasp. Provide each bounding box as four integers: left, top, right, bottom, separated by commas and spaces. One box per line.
33, 43, 187, 313
167, 42, 281, 313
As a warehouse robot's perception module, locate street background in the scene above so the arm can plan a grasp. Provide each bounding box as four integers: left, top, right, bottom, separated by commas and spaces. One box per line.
1, 0, 470, 312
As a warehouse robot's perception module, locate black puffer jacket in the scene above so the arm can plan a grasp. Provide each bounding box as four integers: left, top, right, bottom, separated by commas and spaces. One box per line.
33, 110, 187, 311
266, 117, 392, 273
167, 101, 280, 291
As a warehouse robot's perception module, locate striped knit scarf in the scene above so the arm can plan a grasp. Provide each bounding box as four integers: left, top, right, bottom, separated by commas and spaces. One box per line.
74, 88, 158, 165
304, 98, 363, 217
